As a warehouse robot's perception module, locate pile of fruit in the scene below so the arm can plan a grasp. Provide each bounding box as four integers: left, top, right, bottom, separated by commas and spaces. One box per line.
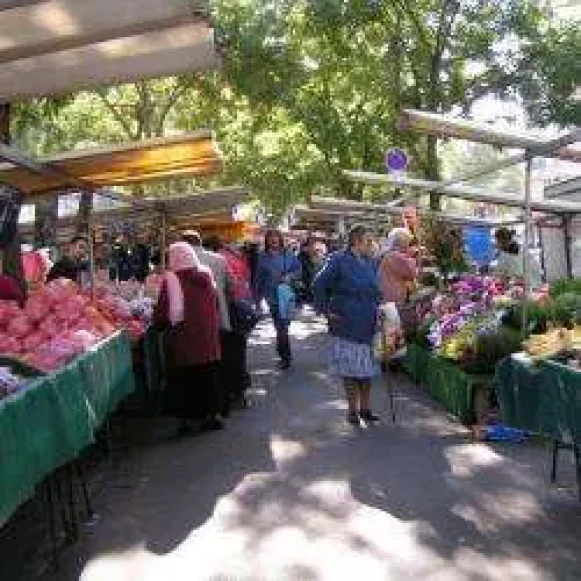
0, 278, 146, 372
523, 328, 573, 358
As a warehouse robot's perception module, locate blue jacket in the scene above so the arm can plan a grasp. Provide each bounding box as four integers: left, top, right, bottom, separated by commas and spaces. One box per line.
256, 250, 302, 308
314, 250, 381, 344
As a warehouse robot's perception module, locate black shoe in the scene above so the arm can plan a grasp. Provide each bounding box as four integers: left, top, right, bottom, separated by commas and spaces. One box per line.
278, 359, 292, 370
359, 410, 380, 423
176, 421, 195, 437
347, 412, 360, 426
200, 417, 225, 432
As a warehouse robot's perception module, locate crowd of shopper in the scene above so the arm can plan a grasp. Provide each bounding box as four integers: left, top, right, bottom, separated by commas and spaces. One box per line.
0, 221, 543, 432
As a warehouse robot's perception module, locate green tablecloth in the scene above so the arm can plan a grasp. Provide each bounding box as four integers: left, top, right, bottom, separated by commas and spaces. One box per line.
79, 331, 135, 428
0, 331, 135, 525
403, 344, 491, 424
494, 354, 581, 444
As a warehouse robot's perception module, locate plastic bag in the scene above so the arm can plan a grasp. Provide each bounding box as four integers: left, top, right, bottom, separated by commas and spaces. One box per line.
277, 283, 297, 320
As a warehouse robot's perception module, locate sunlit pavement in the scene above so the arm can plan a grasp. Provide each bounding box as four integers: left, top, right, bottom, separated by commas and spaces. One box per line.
46, 313, 581, 580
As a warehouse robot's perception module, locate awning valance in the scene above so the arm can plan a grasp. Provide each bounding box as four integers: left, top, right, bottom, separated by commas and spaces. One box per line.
0, 131, 223, 196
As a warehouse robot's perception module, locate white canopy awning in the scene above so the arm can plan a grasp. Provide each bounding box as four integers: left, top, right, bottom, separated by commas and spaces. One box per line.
19, 186, 251, 244
0, 0, 215, 102
399, 109, 581, 164
302, 198, 523, 228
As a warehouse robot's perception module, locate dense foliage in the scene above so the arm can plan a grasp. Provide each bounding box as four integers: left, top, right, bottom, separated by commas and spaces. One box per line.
10, 1, 578, 214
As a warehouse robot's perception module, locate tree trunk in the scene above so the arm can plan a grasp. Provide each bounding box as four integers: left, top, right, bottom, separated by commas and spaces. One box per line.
0, 103, 26, 296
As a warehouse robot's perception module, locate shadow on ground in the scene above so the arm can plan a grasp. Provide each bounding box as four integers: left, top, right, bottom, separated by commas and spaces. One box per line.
6, 314, 579, 580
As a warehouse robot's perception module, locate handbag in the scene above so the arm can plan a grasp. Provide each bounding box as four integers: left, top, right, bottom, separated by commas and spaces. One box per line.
229, 298, 260, 335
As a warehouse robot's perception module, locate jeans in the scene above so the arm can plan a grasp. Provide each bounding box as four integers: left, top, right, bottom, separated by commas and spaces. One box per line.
273, 315, 291, 363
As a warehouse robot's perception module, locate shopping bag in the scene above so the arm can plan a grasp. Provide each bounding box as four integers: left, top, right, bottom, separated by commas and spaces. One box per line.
277, 283, 297, 320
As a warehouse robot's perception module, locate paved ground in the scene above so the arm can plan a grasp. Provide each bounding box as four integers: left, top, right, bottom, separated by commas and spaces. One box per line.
6, 314, 581, 580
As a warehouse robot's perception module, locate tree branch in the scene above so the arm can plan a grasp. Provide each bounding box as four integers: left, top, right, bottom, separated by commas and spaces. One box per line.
155, 81, 193, 136
95, 90, 136, 139
393, 0, 432, 49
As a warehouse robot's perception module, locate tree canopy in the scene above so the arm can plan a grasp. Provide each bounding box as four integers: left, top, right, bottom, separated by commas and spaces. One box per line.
10, 0, 579, 214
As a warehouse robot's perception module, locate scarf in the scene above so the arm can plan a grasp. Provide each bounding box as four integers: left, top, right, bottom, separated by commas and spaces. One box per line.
165, 242, 201, 326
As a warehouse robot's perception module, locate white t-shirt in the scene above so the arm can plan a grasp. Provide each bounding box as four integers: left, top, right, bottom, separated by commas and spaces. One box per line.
494, 250, 543, 289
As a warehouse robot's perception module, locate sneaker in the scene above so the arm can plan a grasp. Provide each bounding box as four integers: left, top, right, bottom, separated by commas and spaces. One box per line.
359, 410, 380, 423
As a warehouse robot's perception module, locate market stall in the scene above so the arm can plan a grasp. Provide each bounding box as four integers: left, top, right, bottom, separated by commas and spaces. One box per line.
343, 111, 581, 439
0, 131, 230, 539
0, 0, 223, 562
0, 330, 133, 526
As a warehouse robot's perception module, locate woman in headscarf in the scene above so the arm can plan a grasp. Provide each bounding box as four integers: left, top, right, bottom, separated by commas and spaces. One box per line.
154, 242, 224, 434
314, 225, 382, 426
378, 227, 417, 306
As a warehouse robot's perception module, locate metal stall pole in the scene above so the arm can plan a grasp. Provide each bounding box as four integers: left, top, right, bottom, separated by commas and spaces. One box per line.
563, 214, 573, 279
160, 210, 167, 271
522, 157, 533, 337
87, 212, 96, 300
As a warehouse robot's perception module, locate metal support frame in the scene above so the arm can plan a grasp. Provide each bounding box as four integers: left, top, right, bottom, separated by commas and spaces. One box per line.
522, 157, 533, 336
563, 214, 574, 279
160, 211, 167, 270
435, 128, 581, 192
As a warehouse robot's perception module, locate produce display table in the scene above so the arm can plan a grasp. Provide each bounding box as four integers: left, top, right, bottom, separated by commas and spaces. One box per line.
0, 331, 135, 526
494, 354, 581, 445
403, 343, 492, 424
494, 354, 581, 498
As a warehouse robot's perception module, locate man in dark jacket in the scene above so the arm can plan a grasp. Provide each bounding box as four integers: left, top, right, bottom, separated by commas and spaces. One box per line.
47, 235, 89, 284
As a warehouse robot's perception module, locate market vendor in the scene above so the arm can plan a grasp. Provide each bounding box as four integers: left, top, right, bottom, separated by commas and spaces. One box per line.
493, 228, 543, 289
46, 235, 89, 286
378, 228, 417, 306
0, 272, 24, 307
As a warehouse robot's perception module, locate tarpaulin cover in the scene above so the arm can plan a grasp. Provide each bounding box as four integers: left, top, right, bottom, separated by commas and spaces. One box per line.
0, 331, 134, 525
464, 226, 494, 266
495, 354, 581, 444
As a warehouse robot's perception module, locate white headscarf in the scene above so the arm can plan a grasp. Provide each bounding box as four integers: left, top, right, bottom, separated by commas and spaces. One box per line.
165, 242, 202, 326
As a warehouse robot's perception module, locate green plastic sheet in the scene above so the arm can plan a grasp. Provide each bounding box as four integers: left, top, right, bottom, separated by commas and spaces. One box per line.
0, 331, 135, 526
404, 344, 491, 424
495, 354, 581, 444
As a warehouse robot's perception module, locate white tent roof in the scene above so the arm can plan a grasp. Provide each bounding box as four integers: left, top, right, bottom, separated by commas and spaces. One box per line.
545, 176, 581, 202
0, 0, 215, 102
399, 109, 581, 164
19, 186, 250, 244
301, 198, 522, 228
343, 170, 581, 215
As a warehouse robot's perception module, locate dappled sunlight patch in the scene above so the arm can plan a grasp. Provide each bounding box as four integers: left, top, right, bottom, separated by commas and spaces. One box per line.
445, 443, 505, 478
270, 434, 307, 466
451, 489, 543, 534
403, 411, 469, 438
81, 543, 158, 581
453, 547, 549, 581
